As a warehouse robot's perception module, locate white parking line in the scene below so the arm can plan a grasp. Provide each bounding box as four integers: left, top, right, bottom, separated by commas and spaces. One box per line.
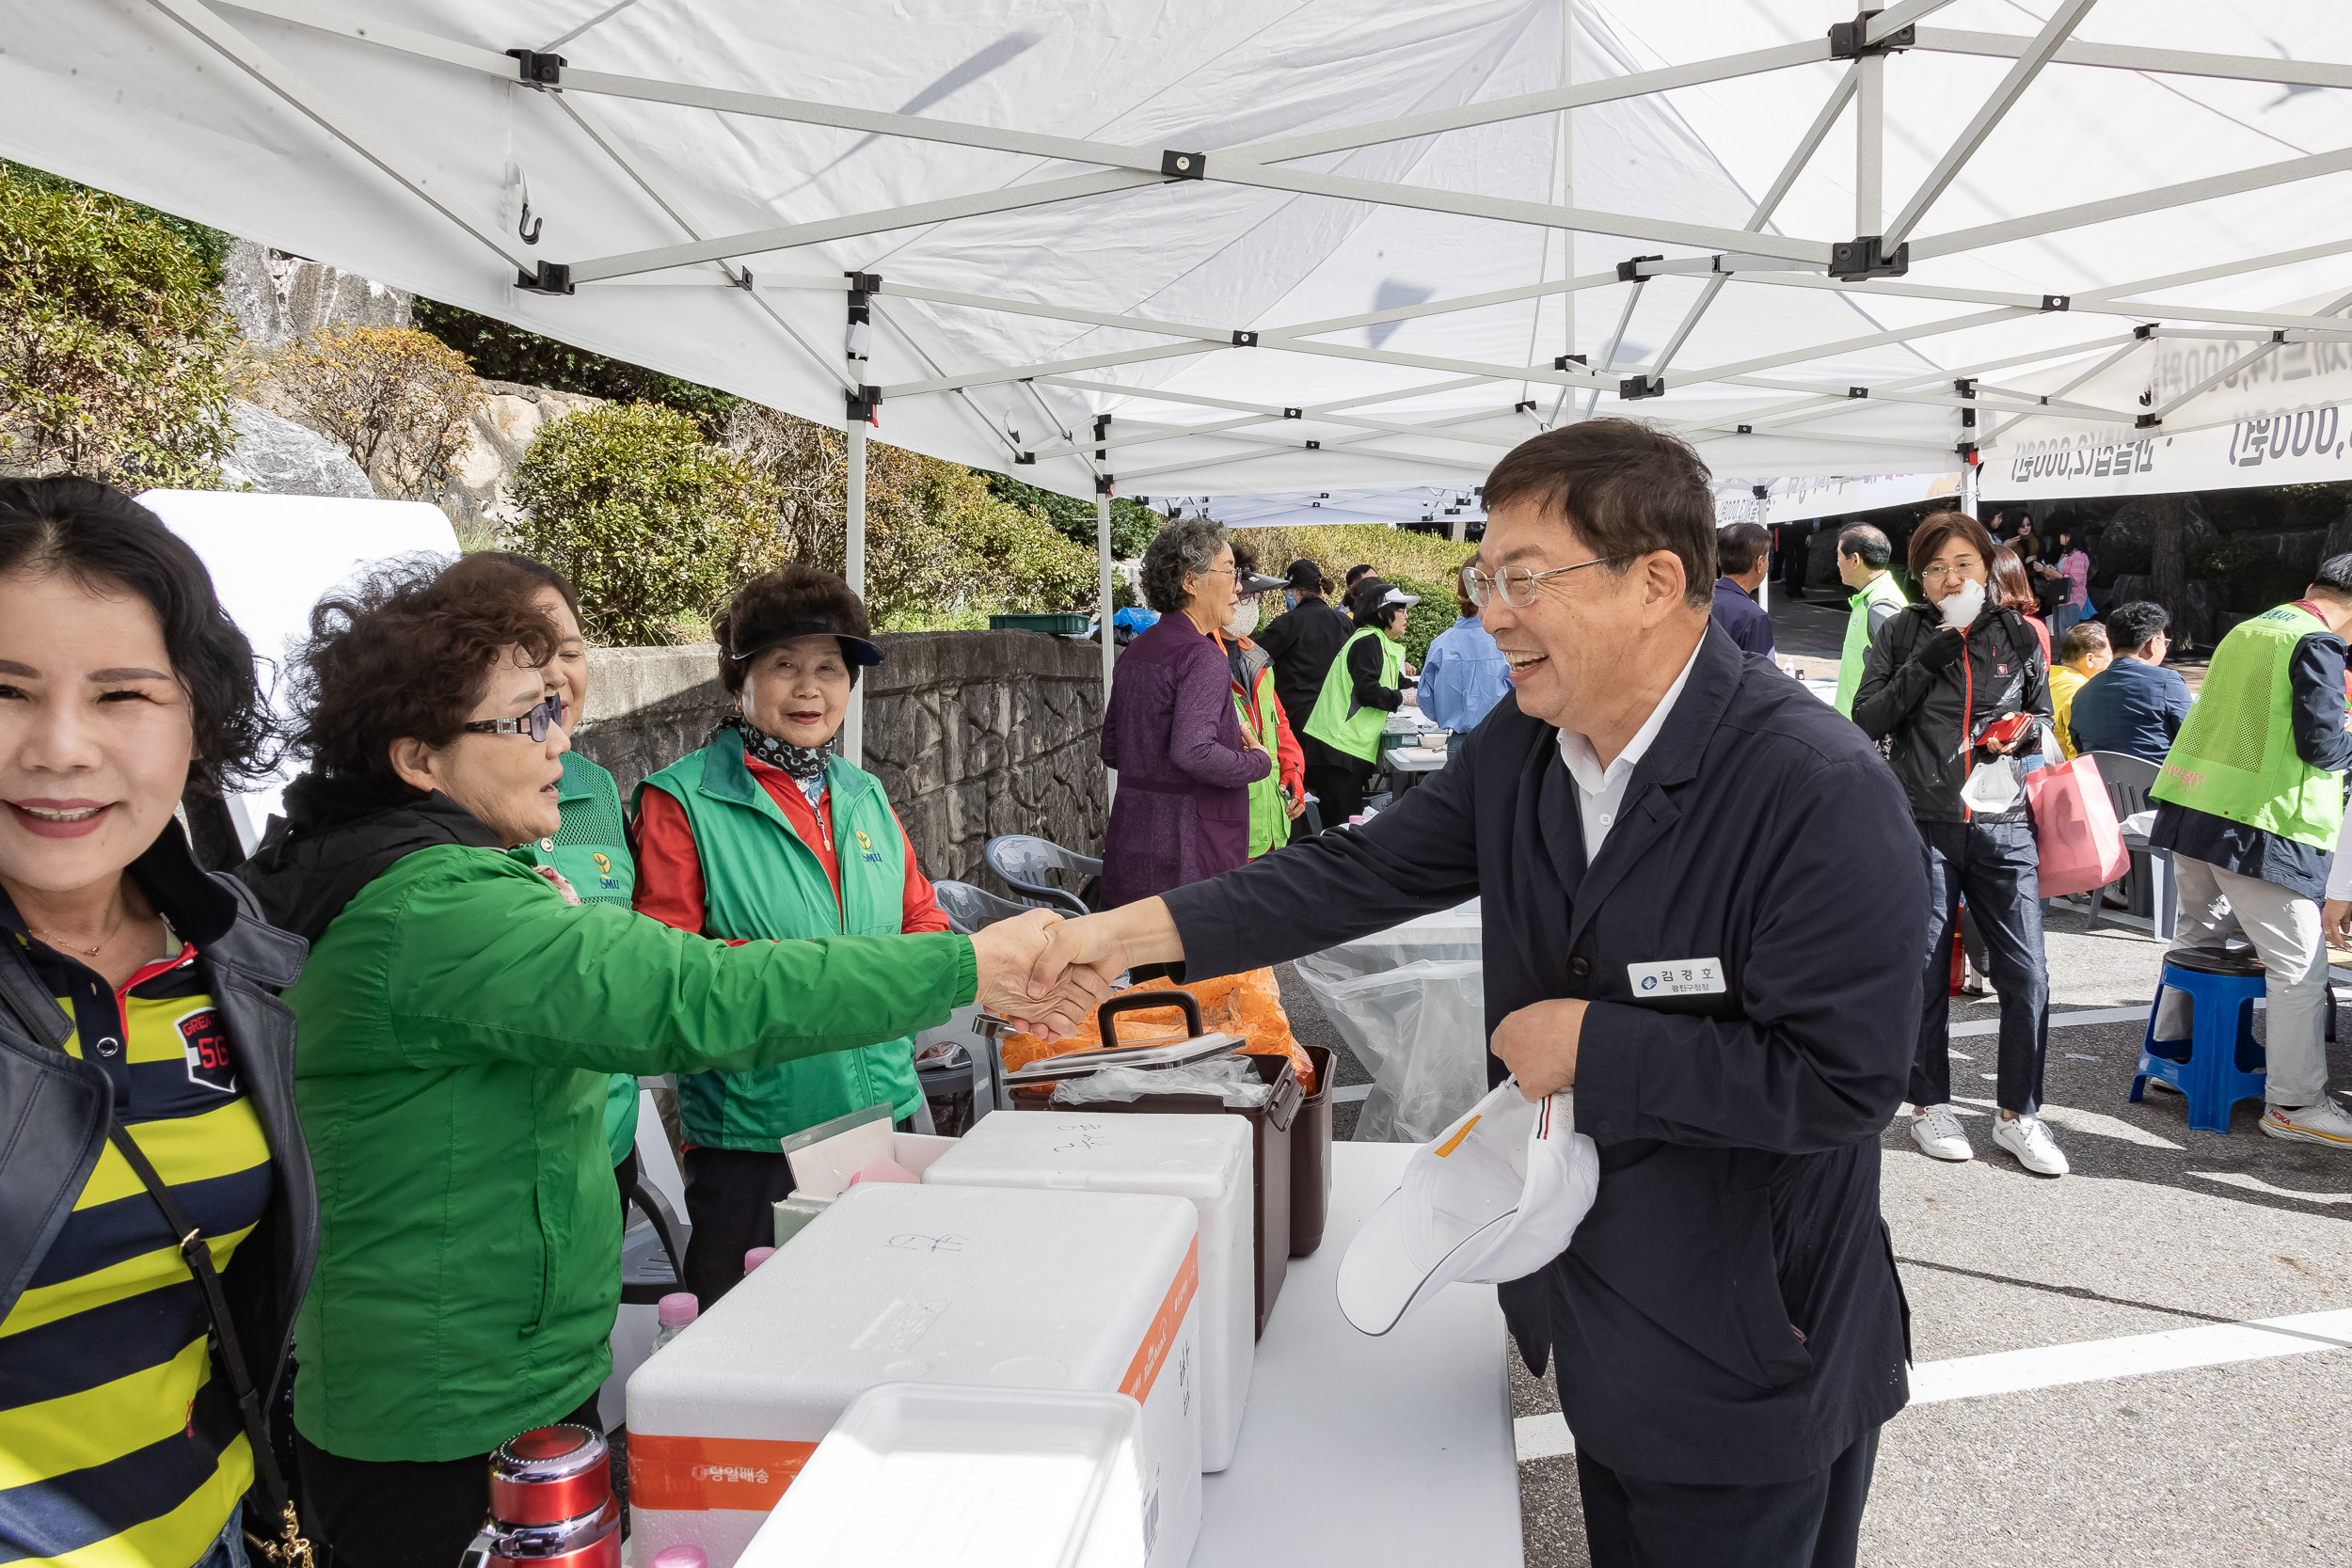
1510, 1307, 2352, 1461
1333, 1084, 1374, 1103
1951, 1005, 2147, 1037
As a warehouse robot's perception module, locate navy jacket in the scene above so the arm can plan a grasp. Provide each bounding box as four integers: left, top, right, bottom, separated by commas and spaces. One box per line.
1164, 626, 1923, 1484
1710, 577, 1775, 658
2068, 657, 2192, 762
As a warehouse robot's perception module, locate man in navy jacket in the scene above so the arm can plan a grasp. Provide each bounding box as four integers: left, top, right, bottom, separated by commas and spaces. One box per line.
1036, 420, 1925, 1566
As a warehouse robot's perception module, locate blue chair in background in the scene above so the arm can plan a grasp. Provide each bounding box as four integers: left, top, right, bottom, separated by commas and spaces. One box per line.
2132, 946, 2267, 1133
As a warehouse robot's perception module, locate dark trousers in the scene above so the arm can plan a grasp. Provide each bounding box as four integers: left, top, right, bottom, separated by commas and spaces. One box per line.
612, 1148, 639, 1223
296, 1394, 601, 1568
681, 1124, 910, 1308
1304, 758, 1373, 828
1579, 1426, 1880, 1568
1915, 819, 2049, 1115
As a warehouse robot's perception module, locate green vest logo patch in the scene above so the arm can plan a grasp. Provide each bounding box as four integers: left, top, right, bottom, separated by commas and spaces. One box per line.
591, 850, 621, 891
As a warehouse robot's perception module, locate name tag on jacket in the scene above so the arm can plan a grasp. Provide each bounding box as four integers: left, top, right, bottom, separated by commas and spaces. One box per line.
1627, 958, 1726, 997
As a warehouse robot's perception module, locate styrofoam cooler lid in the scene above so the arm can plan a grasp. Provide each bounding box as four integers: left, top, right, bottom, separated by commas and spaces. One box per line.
739, 1385, 1150, 1568
926, 1110, 1248, 1201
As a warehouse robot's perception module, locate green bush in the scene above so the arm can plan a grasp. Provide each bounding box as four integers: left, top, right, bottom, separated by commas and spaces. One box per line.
413, 299, 742, 435
1388, 575, 1458, 669
983, 471, 1162, 558
509, 402, 779, 644
2191, 536, 2309, 613
0, 164, 244, 485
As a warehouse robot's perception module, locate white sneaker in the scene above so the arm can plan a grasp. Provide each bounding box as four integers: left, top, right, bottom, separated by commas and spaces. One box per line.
1911, 1103, 1973, 1162
2260, 1100, 2352, 1148
1993, 1113, 2069, 1177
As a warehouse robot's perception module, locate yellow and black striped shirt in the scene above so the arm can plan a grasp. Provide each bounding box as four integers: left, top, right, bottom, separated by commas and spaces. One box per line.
0, 936, 272, 1567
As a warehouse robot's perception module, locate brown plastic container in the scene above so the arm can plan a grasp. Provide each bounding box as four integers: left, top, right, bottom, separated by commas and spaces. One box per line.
1289, 1044, 1335, 1258
1009, 991, 1299, 1338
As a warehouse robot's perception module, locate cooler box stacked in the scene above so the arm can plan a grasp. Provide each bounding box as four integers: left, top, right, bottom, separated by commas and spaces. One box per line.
626, 1182, 1201, 1568
923, 1110, 1254, 1471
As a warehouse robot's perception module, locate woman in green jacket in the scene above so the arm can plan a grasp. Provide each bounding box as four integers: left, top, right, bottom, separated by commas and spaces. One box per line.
239, 559, 1096, 1568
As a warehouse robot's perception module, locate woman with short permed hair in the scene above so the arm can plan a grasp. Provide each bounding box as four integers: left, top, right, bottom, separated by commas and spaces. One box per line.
1097, 516, 1272, 908
628, 562, 964, 1308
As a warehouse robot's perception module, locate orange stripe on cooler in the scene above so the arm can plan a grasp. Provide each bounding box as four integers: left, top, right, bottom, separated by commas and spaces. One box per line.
628, 1433, 818, 1513
1119, 1234, 1199, 1403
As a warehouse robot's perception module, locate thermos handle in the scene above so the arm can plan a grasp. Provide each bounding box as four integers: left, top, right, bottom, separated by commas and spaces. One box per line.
1095, 990, 1204, 1046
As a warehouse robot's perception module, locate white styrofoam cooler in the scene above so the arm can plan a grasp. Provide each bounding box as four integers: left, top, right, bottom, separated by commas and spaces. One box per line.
628, 1182, 1201, 1568
922, 1111, 1253, 1472
739, 1385, 1154, 1568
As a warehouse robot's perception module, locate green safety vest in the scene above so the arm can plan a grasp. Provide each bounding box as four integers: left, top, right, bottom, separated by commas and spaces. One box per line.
1305, 626, 1403, 764
516, 751, 642, 1166
1223, 635, 1287, 859
636, 731, 921, 1148
1835, 571, 1910, 716
2152, 601, 2347, 849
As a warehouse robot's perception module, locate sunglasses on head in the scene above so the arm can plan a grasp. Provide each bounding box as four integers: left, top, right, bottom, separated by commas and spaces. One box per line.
461, 692, 565, 742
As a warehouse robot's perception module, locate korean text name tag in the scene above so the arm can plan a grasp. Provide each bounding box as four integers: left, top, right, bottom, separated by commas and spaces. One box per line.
1627, 958, 1726, 998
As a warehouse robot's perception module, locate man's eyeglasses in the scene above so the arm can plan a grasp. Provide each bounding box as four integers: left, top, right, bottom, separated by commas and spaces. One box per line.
1463, 555, 1627, 609
462, 693, 565, 742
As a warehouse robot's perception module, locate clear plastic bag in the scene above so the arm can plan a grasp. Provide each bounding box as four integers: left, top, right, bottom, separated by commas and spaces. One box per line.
1049, 1053, 1273, 1107
1292, 900, 1487, 1144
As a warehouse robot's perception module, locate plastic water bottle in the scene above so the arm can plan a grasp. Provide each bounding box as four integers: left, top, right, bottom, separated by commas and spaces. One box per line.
649, 1291, 697, 1354
743, 1246, 776, 1274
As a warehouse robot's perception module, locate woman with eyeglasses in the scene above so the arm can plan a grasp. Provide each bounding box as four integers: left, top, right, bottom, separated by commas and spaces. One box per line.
1300, 576, 1422, 827
237, 557, 1094, 1566
1098, 517, 1272, 909
1851, 511, 2065, 1180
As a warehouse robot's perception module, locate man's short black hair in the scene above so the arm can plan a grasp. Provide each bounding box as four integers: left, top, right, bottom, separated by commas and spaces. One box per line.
1836, 524, 1892, 569
2105, 600, 2169, 654
1345, 563, 1375, 588
1479, 418, 1719, 610
2312, 552, 2352, 597
1716, 522, 1770, 576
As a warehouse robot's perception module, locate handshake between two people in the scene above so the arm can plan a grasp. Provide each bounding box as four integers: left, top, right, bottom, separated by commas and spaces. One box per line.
964, 898, 1190, 1042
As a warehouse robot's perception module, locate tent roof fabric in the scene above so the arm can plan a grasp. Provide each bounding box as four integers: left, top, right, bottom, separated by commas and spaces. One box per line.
6, 0, 2351, 499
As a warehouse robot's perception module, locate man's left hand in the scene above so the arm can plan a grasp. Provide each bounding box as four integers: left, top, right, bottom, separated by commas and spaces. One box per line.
1490, 998, 1587, 1099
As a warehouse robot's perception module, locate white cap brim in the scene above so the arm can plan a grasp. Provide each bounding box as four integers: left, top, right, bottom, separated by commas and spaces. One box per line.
1336, 1187, 1517, 1336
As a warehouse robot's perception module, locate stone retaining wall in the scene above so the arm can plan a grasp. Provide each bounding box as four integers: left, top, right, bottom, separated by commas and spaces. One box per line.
575, 630, 1108, 890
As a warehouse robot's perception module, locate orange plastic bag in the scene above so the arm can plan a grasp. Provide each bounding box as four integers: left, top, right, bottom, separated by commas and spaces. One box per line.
1000, 968, 1315, 1096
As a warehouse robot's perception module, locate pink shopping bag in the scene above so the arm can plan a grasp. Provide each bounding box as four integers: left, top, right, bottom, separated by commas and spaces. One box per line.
2025, 752, 2130, 897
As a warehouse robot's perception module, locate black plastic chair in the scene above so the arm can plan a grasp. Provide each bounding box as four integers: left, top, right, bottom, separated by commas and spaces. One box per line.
983, 834, 1100, 916
619, 1176, 691, 1306
2083, 750, 2162, 935
932, 879, 1040, 935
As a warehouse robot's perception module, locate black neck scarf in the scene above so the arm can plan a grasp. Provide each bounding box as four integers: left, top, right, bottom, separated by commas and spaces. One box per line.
719, 714, 833, 782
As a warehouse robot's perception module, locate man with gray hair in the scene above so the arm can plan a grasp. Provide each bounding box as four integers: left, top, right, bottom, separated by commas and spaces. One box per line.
1833, 523, 1904, 716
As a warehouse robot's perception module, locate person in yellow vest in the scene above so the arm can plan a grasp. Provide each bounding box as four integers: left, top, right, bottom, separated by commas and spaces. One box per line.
2046, 620, 2111, 760
1302, 578, 1420, 825
1218, 544, 1306, 855
1832, 523, 1906, 716
2149, 558, 2352, 1148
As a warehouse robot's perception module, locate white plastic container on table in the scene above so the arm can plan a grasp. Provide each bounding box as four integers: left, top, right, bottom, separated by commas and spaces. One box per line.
738, 1384, 1154, 1568
921, 1110, 1254, 1471
626, 1182, 1202, 1568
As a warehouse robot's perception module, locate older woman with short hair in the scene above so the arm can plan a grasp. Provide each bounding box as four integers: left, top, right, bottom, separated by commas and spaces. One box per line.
1099, 517, 1272, 908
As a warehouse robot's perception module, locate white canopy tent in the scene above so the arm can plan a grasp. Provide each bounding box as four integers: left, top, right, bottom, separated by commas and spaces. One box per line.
1196, 488, 1487, 535
7, 0, 2352, 752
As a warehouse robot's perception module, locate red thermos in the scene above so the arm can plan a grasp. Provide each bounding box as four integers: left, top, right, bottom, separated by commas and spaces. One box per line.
460, 1424, 622, 1568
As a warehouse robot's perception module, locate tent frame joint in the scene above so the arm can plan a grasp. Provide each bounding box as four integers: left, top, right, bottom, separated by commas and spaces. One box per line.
2041, 294, 2071, 311
1828, 235, 1908, 280
1829, 14, 1915, 60
505, 49, 565, 87
516, 261, 573, 294
846, 385, 882, 423
1095, 474, 1116, 496
2135, 414, 2162, 429
1616, 254, 1665, 282
1621, 375, 1665, 401
1161, 150, 1207, 180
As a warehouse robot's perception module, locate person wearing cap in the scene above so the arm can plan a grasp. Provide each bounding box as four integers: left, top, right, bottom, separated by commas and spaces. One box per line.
1419, 549, 1512, 757
629, 564, 959, 1307
1217, 543, 1308, 856
1099, 518, 1273, 907
1256, 559, 1355, 838
1033, 418, 1925, 1568
1301, 578, 1421, 825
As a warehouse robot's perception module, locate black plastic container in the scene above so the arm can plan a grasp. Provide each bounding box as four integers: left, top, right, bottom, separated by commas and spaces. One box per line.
1289, 1043, 1335, 1258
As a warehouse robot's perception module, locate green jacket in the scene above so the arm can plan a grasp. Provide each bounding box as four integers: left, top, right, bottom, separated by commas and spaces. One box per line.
516, 751, 642, 1166
274, 836, 973, 1461
2153, 601, 2345, 847
1835, 571, 1909, 716
639, 733, 923, 1147
1305, 626, 1403, 763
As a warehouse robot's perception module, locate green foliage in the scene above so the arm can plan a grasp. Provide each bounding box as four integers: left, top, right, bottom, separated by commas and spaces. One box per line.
509, 402, 780, 645
1, 164, 230, 283
412, 299, 742, 434
2191, 536, 2311, 613
981, 471, 1162, 558
1388, 575, 1457, 669
1233, 522, 1479, 602
0, 164, 244, 486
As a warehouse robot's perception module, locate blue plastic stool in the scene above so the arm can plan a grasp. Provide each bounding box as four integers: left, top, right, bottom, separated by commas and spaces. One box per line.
2131, 947, 2268, 1133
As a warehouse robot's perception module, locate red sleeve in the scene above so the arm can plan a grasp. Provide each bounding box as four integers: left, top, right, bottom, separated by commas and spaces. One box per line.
1271, 690, 1304, 798
628, 784, 708, 933
893, 804, 954, 933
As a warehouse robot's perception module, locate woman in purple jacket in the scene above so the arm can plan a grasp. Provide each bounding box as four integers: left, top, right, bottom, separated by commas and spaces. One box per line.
1099, 517, 1273, 907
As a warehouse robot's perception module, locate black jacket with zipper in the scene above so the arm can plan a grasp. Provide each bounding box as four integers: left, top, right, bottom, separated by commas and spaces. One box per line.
1851, 602, 2053, 825
0, 821, 311, 1457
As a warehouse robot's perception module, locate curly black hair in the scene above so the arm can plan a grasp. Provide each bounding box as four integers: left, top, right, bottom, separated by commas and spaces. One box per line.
289, 554, 558, 784
0, 477, 274, 795
714, 564, 871, 694
1139, 517, 1229, 615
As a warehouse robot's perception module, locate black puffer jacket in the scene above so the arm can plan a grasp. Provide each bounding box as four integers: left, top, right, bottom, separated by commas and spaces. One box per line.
1851, 601, 2052, 824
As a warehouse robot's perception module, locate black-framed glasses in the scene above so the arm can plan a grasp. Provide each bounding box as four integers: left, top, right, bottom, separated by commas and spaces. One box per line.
1462, 555, 1627, 608
462, 693, 565, 742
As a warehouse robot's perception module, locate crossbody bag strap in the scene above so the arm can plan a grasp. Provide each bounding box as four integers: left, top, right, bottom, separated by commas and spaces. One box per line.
105, 1120, 314, 1566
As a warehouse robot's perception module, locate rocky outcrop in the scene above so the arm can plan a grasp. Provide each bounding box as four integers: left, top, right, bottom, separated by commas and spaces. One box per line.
219, 241, 412, 351
439, 380, 603, 545
218, 401, 373, 499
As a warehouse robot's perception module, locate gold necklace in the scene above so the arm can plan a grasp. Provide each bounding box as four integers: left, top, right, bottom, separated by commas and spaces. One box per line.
28, 903, 128, 958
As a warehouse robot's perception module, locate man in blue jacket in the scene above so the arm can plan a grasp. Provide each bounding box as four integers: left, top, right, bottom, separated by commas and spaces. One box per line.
2069, 600, 2192, 760
1034, 419, 1924, 1567
1712, 520, 1777, 658
1420, 553, 1513, 756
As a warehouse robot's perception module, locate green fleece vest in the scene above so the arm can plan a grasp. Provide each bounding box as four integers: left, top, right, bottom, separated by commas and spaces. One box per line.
637, 733, 920, 1147
1305, 626, 1403, 763
1836, 571, 1909, 716
2153, 602, 2346, 848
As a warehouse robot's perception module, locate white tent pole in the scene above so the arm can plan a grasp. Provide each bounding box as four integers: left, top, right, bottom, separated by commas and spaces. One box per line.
1583, 282, 1645, 420
1911, 28, 2352, 91
844, 419, 866, 768
1855, 50, 1883, 238
1096, 492, 1117, 807
1961, 458, 1980, 517
1554, 0, 1577, 423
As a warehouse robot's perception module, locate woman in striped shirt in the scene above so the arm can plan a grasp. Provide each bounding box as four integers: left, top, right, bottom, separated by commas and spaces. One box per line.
0, 479, 312, 1567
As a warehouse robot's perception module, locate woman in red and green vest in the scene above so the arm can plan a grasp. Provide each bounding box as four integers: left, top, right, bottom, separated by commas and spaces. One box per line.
1218, 545, 1306, 857
631, 566, 955, 1306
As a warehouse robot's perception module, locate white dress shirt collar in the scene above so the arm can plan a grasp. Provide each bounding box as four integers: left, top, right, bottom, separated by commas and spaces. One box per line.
1554, 633, 1706, 859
